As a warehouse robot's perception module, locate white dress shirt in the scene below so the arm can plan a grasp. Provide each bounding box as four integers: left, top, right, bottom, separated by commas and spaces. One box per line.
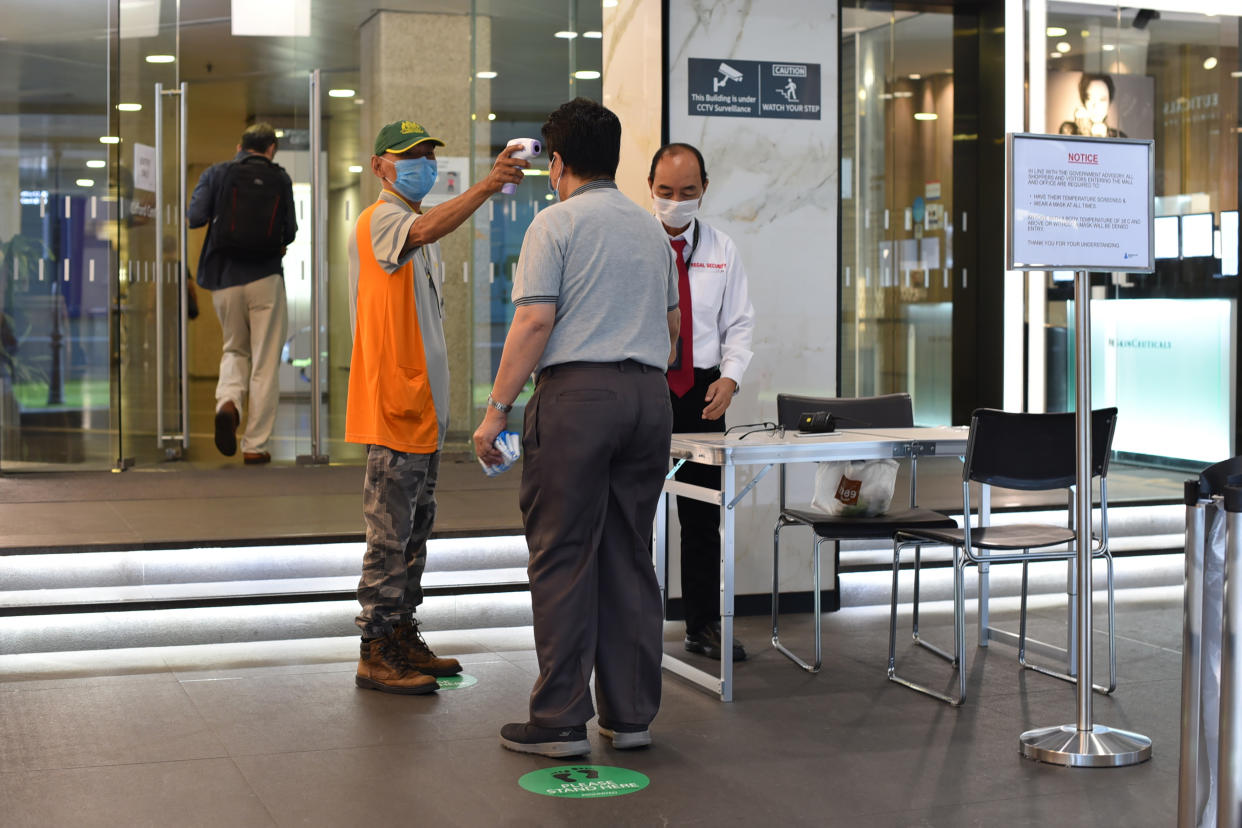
667, 218, 755, 385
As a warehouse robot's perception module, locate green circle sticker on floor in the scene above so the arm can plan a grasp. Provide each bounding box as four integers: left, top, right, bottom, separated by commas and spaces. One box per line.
519, 765, 649, 798
435, 673, 477, 690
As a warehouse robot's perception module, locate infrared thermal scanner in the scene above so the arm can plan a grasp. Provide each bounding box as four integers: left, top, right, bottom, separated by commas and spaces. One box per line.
502, 138, 541, 194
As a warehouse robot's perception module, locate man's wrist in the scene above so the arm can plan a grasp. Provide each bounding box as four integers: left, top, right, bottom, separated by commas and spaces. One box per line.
486, 393, 513, 414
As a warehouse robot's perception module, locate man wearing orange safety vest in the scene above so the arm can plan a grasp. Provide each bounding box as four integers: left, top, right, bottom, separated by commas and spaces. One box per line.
347, 119, 527, 694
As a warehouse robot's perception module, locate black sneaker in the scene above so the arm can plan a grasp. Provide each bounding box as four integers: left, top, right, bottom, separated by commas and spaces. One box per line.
499, 722, 590, 758
684, 622, 747, 661
598, 721, 651, 749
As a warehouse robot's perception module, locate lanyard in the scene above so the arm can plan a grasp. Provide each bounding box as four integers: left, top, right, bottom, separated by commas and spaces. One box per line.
675, 220, 701, 266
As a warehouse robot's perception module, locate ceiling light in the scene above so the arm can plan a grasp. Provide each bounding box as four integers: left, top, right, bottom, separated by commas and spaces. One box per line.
487, 113, 496, 121
892, 91, 913, 99
1046, 26, 1067, 37
145, 54, 175, 64
545, 193, 555, 201
858, 89, 867, 101
328, 88, 355, 98
1056, 42, 1071, 53
602, 0, 617, 6
914, 112, 938, 121
1081, 29, 1091, 37
348, 165, 363, 173
908, 73, 921, 80
116, 103, 142, 112
1204, 57, 1218, 71
1102, 44, 1116, 51
584, 31, 602, 39
99, 136, 120, 144
1050, 52, 1063, 59
554, 31, 578, 39
1232, 71, 1242, 78
573, 70, 601, 80
475, 71, 498, 79
274, 129, 286, 138
75, 179, 94, 187
86, 160, 106, 169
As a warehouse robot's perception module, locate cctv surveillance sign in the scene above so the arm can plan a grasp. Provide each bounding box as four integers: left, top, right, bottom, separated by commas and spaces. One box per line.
687, 58, 821, 120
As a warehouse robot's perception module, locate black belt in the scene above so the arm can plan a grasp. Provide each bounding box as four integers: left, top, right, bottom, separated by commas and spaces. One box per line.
538, 359, 656, 383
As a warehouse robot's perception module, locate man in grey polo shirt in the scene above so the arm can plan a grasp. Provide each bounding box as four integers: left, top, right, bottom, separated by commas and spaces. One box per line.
473, 98, 679, 758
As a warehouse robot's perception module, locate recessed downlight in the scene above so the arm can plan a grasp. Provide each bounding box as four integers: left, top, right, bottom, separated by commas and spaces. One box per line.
476, 71, 498, 79
116, 103, 142, 112
573, 70, 601, 80
328, 88, 355, 98
86, 160, 106, 169
145, 54, 175, 64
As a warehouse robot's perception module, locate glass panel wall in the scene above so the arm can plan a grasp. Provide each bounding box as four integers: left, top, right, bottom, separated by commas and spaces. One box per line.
1, 0, 611, 472
0, 1, 119, 470
1041, 5, 1239, 467
841, 10, 954, 425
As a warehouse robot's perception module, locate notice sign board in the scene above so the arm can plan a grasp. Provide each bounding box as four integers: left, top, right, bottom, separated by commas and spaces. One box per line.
1007, 133, 1154, 272
687, 58, 821, 120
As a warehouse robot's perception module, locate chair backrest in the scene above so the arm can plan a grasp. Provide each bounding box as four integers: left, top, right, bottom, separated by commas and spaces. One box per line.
775, 393, 915, 431
964, 407, 1118, 490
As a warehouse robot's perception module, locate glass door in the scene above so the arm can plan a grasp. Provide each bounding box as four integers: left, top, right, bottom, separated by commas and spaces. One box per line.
841, 10, 954, 425
0, 1, 120, 470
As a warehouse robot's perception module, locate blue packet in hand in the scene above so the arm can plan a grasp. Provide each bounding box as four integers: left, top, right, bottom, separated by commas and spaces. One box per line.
478, 429, 521, 477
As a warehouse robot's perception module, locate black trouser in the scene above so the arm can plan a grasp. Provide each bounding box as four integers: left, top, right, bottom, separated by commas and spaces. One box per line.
521, 360, 672, 728
670, 367, 725, 635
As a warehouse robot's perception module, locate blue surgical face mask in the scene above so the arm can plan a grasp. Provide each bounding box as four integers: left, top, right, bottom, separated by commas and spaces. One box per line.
389, 157, 437, 203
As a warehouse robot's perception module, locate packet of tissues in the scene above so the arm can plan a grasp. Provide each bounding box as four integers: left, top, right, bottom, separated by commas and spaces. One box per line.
478, 429, 521, 477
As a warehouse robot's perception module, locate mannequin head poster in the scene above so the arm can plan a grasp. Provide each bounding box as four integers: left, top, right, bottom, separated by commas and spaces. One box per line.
1048, 71, 1154, 140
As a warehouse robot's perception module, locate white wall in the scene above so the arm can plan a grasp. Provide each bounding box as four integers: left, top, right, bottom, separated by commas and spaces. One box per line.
664, 1, 840, 597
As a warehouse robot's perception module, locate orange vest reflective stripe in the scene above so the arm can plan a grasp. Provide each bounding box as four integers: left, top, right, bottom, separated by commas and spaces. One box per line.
344, 201, 439, 453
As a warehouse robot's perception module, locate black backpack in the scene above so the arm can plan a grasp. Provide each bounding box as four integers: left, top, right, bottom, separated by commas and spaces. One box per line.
210, 155, 288, 261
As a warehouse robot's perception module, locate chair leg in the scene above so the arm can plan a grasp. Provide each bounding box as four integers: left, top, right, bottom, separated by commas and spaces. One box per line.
954, 552, 968, 704
1014, 552, 1117, 695
771, 518, 822, 673
887, 537, 964, 706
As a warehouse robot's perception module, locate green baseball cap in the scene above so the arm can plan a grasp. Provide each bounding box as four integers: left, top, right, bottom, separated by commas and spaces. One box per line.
373, 120, 446, 155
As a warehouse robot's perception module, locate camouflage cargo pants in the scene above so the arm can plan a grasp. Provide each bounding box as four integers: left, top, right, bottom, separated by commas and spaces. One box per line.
356, 445, 439, 638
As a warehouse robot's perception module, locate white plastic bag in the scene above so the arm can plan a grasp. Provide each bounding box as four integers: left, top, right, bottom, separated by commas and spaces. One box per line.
810, 459, 899, 517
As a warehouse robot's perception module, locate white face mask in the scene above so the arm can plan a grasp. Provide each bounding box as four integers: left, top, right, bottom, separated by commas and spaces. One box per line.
652, 195, 700, 230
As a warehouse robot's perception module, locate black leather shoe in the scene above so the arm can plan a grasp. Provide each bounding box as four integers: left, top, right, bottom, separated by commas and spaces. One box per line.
500, 722, 590, 758
684, 622, 747, 661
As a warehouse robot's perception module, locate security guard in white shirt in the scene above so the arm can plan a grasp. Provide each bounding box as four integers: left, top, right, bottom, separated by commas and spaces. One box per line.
649, 143, 755, 662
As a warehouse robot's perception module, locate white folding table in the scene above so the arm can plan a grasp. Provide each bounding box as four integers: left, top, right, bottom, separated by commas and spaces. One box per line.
654, 426, 971, 701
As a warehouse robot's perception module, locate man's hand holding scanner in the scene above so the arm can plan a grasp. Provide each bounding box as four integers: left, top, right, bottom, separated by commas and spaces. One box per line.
390, 143, 530, 255
473, 303, 556, 469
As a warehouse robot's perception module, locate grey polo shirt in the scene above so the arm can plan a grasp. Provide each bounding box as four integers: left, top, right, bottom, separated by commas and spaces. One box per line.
512, 179, 679, 374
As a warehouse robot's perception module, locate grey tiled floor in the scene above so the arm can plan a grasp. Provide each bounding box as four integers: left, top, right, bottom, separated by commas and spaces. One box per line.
0, 591, 1183, 827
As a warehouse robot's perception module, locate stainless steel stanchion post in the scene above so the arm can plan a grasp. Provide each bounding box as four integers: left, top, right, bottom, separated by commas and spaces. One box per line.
1179, 482, 1211, 828
1019, 269, 1152, 767
1219, 487, 1242, 828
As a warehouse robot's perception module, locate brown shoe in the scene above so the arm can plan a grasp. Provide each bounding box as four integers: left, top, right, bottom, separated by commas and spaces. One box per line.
394, 619, 462, 677
243, 451, 271, 465
355, 633, 439, 694
214, 401, 239, 457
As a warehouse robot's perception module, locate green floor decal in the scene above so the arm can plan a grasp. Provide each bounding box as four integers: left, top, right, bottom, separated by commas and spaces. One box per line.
518, 765, 649, 798
435, 674, 477, 690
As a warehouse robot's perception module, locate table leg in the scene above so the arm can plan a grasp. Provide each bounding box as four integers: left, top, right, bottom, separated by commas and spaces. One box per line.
654, 487, 668, 611
719, 461, 736, 703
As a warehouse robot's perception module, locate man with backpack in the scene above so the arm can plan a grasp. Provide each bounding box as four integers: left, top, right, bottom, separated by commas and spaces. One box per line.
188, 122, 297, 464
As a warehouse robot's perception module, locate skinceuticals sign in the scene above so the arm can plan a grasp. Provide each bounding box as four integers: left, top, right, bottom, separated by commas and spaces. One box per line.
687, 58, 821, 120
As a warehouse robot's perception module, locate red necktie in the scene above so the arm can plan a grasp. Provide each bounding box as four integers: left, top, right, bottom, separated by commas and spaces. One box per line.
668, 238, 695, 397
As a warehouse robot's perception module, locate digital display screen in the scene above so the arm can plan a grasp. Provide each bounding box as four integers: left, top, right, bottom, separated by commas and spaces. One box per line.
1181, 213, 1215, 258
1154, 216, 1180, 259
1222, 211, 1239, 277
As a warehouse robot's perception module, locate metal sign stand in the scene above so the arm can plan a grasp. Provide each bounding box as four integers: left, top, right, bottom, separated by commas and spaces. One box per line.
1017, 269, 1152, 767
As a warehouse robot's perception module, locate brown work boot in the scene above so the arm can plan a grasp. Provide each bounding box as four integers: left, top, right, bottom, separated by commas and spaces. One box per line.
394, 619, 462, 677
355, 633, 439, 694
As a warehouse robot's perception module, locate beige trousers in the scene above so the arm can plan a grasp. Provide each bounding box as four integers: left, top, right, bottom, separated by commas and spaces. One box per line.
211, 274, 288, 455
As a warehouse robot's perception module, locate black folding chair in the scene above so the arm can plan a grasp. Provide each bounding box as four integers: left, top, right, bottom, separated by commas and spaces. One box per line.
887, 407, 1119, 705
772, 393, 956, 672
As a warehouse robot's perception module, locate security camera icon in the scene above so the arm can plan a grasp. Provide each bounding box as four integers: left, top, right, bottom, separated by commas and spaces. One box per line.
714, 62, 743, 92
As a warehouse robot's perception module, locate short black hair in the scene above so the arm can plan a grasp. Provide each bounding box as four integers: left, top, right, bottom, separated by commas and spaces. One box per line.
241, 122, 278, 154
540, 98, 620, 180
648, 143, 708, 186
1078, 74, 1115, 105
